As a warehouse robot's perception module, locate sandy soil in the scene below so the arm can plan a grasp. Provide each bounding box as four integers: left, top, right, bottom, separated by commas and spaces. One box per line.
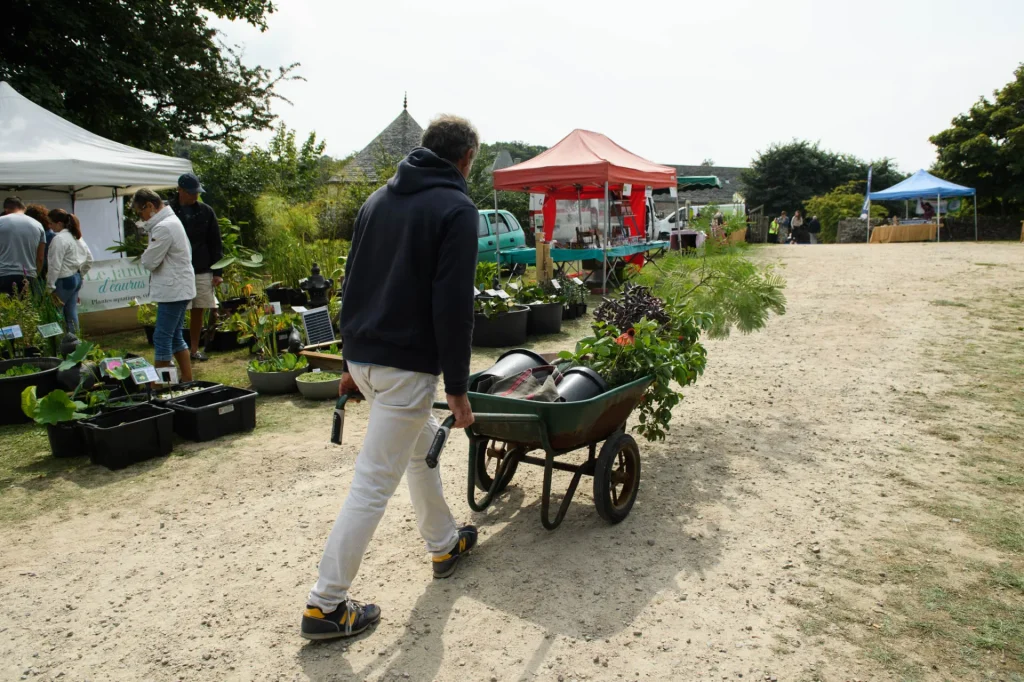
1, 243, 1022, 682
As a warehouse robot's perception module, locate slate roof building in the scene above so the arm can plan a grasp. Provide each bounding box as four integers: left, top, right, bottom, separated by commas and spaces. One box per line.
335, 95, 423, 182
664, 164, 748, 205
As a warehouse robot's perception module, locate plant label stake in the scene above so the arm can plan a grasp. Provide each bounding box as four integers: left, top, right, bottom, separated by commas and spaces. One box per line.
0, 325, 23, 340
38, 323, 63, 338
331, 392, 363, 445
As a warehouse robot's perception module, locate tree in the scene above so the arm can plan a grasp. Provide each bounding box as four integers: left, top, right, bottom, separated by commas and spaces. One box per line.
804, 181, 888, 244
1, 0, 297, 151
931, 63, 1024, 216
185, 125, 326, 241
467, 142, 549, 235
741, 141, 902, 215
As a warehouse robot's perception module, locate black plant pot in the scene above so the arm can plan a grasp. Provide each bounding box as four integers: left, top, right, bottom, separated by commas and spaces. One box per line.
204, 329, 252, 353
527, 302, 563, 336
562, 304, 578, 321
289, 290, 309, 307
144, 325, 155, 346
265, 287, 289, 304
47, 422, 88, 458
472, 306, 530, 348
0, 357, 61, 425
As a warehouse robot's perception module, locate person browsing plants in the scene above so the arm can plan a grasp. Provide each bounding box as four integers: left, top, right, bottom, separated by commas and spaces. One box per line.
133, 188, 195, 382
170, 172, 223, 362
301, 115, 481, 641
45, 209, 94, 333
0, 197, 46, 296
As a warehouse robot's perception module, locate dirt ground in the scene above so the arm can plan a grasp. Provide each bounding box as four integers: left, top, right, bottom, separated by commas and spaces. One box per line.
2, 243, 1023, 682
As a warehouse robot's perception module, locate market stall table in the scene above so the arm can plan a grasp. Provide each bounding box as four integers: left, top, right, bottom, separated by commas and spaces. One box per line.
499, 241, 668, 285
869, 222, 937, 243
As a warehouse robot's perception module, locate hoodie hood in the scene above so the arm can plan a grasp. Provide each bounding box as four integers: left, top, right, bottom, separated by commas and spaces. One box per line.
387, 147, 468, 196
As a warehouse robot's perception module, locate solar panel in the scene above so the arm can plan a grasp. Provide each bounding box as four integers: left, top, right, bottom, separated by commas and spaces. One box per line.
301, 307, 335, 346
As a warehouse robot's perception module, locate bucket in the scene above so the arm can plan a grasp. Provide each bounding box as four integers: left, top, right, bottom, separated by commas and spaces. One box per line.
556, 366, 608, 402
472, 348, 548, 392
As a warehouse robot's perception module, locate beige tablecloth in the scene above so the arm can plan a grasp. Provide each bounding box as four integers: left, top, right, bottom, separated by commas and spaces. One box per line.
870, 223, 937, 243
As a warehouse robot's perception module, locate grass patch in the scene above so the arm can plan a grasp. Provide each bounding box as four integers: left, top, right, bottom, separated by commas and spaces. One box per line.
930, 299, 969, 308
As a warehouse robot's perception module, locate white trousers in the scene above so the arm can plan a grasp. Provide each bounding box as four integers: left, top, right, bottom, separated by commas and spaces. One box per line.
307, 364, 460, 611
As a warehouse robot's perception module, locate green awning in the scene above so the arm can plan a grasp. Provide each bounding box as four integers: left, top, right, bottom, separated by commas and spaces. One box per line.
677, 175, 721, 191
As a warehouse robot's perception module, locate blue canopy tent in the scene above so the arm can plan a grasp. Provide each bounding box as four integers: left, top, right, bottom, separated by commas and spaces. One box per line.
868, 169, 977, 242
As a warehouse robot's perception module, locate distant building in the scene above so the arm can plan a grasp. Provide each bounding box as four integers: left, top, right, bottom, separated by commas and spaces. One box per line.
332, 95, 423, 183
664, 164, 748, 205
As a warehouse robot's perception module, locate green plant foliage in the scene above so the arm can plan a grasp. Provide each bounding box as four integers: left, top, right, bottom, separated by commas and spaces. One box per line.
0, 280, 41, 350
20, 386, 88, 425
3, 364, 40, 377
247, 352, 308, 373
1, 1, 295, 152
106, 232, 148, 260
635, 243, 787, 339
511, 281, 558, 305
474, 296, 516, 320
129, 301, 157, 327
805, 181, 889, 243
560, 310, 709, 442
741, 141, 903, 215
58, 341, 95, 371
556, 274, 588, 305
931, 63, 1024, 215
475, 262, 498, 291
297, 371, 341, 383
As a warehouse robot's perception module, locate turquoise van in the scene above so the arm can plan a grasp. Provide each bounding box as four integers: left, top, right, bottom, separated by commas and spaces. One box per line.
477, 210, 527, 262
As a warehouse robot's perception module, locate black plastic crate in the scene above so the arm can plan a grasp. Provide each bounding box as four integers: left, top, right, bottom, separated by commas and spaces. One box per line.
165, 385, 257, 442
150, 381, 221, 406
81, 403, 174, 470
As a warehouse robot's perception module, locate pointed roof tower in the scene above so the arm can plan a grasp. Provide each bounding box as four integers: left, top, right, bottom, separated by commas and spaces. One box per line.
340, 96, 423, 181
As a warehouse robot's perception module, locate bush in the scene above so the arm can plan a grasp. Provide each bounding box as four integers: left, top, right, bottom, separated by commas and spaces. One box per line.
805, 181, 888, 244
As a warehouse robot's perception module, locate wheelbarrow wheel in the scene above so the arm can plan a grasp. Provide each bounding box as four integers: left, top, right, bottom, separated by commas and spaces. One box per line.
473, 439, 521, 494
593, 433, 641, 524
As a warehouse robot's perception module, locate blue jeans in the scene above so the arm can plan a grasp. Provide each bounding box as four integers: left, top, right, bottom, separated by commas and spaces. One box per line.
54, 273, 83, 333
154, 300, 191, 362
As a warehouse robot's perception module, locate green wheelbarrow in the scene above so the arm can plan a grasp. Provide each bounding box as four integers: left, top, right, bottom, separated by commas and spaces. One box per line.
426, 374, 654, 530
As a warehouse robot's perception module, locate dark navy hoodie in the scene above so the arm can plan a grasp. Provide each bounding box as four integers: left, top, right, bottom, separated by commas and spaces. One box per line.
340, 148, 478, 395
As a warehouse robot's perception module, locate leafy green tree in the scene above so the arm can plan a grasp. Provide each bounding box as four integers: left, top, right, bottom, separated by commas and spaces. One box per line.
805, 181, 888, 244
1, 0, 297, 151
468, 142, 549, 233
186, 126, 326, 239
741, 141, 902, 215
931, 63, 1024, 216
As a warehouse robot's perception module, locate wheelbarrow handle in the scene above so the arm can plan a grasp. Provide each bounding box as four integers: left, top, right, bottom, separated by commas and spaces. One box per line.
425, 415, 457, 469
330, 392, 364, 445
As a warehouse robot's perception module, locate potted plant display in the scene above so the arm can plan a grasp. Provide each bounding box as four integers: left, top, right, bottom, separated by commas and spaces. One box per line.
511, 281, 563, 336
130, 301, 158, 345
0, 285, 60, 424
233, 303, 309, 393
557, 274, 589, 319
472, 293, 529, 348
296, 370, 343, 400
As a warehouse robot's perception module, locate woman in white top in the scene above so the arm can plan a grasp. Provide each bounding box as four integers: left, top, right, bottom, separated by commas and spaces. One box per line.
133, 188, 196, 382
46, 209, 94, 332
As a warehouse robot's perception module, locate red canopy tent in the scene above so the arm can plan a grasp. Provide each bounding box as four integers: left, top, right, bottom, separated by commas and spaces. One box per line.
492, 129, 677, 245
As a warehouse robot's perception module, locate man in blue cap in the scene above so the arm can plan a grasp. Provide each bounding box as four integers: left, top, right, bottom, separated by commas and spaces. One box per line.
171, 172, 223, 362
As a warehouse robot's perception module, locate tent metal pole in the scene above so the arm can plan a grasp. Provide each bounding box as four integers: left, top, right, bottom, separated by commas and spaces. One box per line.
674, 188, 680, 246
603, 182, 609, 292
493, 190, 501, 288
936, 192, 941, 243
866, 197, 871, 244
974, 195, 978, 241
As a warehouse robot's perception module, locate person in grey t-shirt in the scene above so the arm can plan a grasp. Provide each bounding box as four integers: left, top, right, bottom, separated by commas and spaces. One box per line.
0, 197, 46, 296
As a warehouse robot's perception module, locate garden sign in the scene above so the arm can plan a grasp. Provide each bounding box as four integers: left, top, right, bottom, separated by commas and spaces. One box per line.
79, 258, 152, 313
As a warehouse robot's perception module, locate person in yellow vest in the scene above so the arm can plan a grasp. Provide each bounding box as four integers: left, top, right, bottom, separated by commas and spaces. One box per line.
768, 218, 779, 243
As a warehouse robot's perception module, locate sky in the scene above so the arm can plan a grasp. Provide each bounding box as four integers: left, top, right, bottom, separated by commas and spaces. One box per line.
211, 0, 1024, 173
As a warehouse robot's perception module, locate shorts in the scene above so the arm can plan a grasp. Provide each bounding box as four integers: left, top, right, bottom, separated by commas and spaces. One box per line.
188, 272, 219, 309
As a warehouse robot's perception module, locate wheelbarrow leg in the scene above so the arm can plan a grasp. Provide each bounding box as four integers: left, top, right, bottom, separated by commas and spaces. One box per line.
540, 443, 597, 530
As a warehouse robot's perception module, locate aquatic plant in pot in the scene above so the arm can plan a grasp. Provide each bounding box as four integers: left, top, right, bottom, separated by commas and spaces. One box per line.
556, 274, 588, 320
296, 370, 343, 400
472, 294, 529, 348
21, 384, 91, 457
512, 282, 563, 336
130, 300, 158, 345
234, 305, 309, 393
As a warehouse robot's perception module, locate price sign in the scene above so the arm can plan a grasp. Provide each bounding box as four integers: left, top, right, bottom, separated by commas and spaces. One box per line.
131, 367, 159, 385
484, 289, 499, 297
125, 357, 151, 370
269, 301, 283, 315
157, 367, 178, 384
0, 325, 23, 340
622, 183, 632, 197
494, 290, 511, 300
38, 322, 63, 338
312, 368, 321, 373
551, 280, 561, 290
292, 305, 308, 313
572, 277, 585, 286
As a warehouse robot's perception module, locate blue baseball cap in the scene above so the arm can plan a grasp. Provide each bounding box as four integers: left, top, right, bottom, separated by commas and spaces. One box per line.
177, 172, 205, 194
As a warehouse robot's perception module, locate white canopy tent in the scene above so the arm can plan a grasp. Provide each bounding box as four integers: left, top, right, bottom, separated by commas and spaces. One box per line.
0, 81, 192, 253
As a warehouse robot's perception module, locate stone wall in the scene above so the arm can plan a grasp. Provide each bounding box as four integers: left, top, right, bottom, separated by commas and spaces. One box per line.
837, 218, 882, 243
838, 216, 1022, 243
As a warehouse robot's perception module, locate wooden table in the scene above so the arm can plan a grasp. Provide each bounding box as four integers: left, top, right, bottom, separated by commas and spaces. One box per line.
870, 222, 937, 243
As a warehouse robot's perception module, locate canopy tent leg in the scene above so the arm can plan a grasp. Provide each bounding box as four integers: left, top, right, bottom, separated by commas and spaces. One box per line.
603, 182, 609, 293
974, 196, 978, 242
493, 190, 501, 288
937, 192, 941, 243
674, 190, 680, 245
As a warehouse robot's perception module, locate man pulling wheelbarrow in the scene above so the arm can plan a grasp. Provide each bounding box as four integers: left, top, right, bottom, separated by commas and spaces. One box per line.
301, 115, 481, 641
